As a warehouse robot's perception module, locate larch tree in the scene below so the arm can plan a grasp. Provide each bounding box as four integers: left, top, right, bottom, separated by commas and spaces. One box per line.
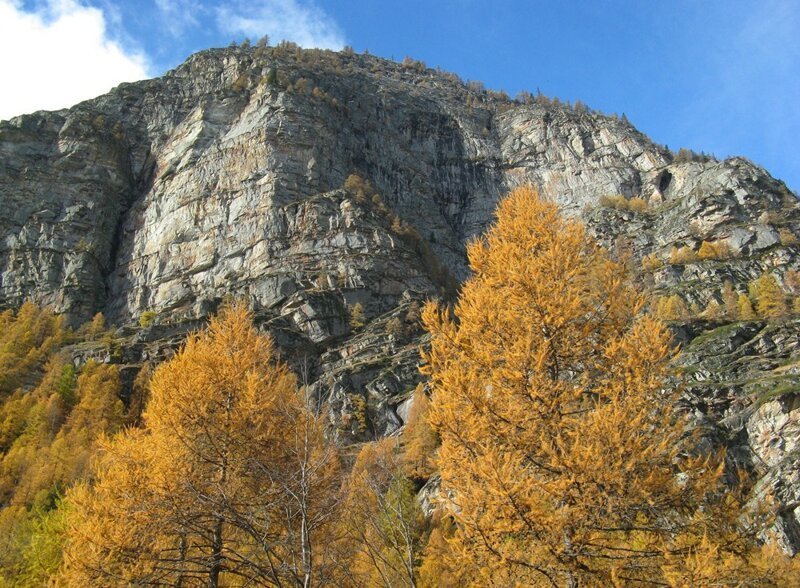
654, 294, 689, 321
422, 187, 795, 586
0, 302, 70, 396
0, 304, 138, 582
338, 438, 428, 588
401, 385, 438, 482
350, 302, 367, 330
60, 304, 341, 587
738, 293, 758, 320
749, 273, 789, 319
721, 281, 739, 320
697, 241, 718, 260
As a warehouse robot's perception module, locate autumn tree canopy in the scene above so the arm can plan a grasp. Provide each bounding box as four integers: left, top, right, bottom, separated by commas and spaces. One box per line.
422, 187, 793, 586
338, 437, 428, 588
60, 304, 341, 587
0, 304, 127, 584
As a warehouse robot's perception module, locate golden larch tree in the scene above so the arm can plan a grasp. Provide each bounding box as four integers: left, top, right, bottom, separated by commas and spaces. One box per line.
338, 438, 428, 588
697, 241, 718, 260
60, 304, 341, 587
0, 302, 70, 396
749, 273, 789, 319
654, 294, 689, 321
422, 187, 794, 586
401, 385, 438, 481
721, 281, 739, 320
738, 292, 758, 320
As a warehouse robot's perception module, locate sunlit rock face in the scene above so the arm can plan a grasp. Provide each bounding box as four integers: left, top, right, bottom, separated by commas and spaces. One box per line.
1, 45, 799, 550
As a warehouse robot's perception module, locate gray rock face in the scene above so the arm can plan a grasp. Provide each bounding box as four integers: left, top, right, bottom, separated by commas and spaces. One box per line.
3, 47, 795, 326
748, 395, 800, 555
0, 110, 134, 319
1, 45, 799, 549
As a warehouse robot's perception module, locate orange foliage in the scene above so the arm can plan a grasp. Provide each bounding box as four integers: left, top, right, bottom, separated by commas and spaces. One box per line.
722, 281, 739, 320
338, 438, 428, 587
0, 302, 70, 396
697, 240, 731, 261
738, 293, 758, 320
654, 294, 690, 320
421, 187, 793, 586
0, 303, 127, 580
669, 245, 698, 265
60, 304, 341, 586
749, 273, 789, 319
401, 385, 438, 481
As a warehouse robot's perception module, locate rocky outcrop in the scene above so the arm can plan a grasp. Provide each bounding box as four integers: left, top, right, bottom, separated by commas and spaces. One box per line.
3, 46, 795, 324
676, 319, 800, 553
1, 45, 799, 549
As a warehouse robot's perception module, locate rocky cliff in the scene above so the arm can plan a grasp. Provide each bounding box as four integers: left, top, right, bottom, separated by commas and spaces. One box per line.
1, 45, 799, 550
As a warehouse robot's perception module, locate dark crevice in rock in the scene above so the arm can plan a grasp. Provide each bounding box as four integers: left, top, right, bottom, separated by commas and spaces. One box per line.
100, 141, 158, 324
659, 170, 673, 193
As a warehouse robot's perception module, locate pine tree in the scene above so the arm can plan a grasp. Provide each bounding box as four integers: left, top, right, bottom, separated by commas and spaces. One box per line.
422, 187, 793, 586
60, 304, 341, 586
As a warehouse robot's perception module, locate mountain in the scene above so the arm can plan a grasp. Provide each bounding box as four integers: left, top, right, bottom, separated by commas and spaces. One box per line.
1, 44, 799, 552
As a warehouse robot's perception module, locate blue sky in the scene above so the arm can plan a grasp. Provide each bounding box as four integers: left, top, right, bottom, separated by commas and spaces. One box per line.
2, 0, 798, 191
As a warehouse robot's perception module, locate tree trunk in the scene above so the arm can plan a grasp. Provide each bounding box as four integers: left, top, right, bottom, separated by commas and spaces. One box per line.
301, 510, 312, 588
208, 517, 224, 588
300, 418, 313, 588
209, 390, 232, 587
177, 535, 187, 588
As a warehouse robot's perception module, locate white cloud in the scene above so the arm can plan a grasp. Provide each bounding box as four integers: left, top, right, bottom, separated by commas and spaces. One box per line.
0, 0, 150, 121
217, 0, 345, 50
